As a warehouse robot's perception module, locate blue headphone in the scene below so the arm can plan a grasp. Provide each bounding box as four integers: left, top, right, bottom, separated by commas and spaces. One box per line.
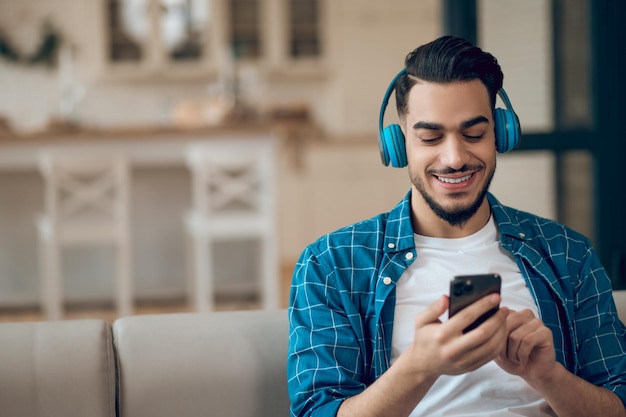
378, 69, 521, 168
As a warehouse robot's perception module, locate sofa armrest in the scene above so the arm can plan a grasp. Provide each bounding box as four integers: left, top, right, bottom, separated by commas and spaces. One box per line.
113, 309, 289, 417
613, 290, 626, 323
0, 319, 116, 417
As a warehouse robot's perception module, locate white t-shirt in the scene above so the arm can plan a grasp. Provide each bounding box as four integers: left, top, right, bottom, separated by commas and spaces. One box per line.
391, 216, 556, 416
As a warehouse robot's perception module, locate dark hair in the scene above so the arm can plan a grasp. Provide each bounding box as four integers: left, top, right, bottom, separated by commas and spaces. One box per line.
395, 35, 503, 118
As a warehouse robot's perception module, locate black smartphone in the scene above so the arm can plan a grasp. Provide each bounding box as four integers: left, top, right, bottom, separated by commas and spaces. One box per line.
449, 273, 502, 333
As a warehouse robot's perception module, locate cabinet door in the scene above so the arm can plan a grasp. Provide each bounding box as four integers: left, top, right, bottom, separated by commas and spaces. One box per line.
106, 0, 211, 73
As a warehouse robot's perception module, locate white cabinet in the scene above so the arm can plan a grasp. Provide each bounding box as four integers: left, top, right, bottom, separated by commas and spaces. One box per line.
102, 0, 325, 80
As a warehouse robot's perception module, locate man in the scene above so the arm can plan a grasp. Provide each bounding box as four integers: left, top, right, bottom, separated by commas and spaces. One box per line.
287, 36, 626, 417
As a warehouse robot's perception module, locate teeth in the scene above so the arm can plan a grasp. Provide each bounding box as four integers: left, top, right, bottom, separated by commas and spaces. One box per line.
438, 174, 472, 184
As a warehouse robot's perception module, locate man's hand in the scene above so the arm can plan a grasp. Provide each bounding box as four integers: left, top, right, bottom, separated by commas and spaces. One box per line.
405, 293, 510, 378
339, 294, 511, 417
495, 309, 557, 388
494, 309, 626, 417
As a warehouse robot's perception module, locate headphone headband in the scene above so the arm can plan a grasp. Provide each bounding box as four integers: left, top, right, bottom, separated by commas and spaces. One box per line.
378, 69, 407, 140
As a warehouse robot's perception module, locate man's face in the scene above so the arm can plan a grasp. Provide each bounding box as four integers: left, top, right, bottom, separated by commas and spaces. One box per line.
401, 79, 497, 230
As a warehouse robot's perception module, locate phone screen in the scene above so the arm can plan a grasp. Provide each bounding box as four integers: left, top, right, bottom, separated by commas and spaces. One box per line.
449, 273, 501, 333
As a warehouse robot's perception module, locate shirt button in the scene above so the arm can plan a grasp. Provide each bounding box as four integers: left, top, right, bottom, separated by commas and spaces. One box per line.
405, 252, 414, 260
519, 233, 526, 239
387, 243, 395, 249
383, 277, 392, 285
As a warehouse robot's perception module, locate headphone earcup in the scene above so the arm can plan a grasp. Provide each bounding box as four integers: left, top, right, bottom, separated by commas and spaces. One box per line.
494, 108, 520, 153
381, 124, 407, 168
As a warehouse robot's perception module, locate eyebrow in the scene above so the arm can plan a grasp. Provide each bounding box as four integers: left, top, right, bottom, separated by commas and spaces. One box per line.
412, 115, 490, 131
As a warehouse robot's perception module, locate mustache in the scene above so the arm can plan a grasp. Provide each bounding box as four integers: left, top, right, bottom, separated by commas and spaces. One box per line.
429, 164, 484, 175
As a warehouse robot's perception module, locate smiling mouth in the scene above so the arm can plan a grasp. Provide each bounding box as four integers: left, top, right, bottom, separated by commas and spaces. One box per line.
436, 173, 473, 184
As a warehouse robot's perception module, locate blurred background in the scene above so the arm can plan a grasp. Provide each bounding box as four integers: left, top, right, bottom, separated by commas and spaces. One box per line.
0, 0, 624, 321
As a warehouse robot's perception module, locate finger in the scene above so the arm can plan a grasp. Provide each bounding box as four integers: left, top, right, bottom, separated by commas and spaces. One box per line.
414, 295, 448, 329
505, 309, 536, 333
504, 310, 540, 362
446, 307, 509, 357
457, 307, 509, 350
446, 315, 509, 373
469, 336, 509, 371
512, 320, 552, 364
448, 293, 501, 334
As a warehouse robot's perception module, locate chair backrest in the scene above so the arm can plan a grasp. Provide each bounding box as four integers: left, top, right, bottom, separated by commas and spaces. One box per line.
38, 153, 130, 243
0, 319, 116, 417
185, 139, 276, 221
113, 309, 290, 417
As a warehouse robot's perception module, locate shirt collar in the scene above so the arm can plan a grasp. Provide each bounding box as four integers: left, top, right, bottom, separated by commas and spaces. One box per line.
487, 192, 529, 242
384, 190, 527, 255
383, 190, 415, 254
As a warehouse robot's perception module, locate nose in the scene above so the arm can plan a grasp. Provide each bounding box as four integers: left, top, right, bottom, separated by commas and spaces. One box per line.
439, 135, 470, 170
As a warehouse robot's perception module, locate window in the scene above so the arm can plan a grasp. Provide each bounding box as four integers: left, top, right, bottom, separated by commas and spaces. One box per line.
164, 0, 208, 61
230, 0, 260, 59
289, 0, 320, 58
108, 0, 143, 62
107, 0, 209, 65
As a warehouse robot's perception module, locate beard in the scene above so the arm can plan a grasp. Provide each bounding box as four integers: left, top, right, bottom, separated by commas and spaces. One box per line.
410, 163, 495, 228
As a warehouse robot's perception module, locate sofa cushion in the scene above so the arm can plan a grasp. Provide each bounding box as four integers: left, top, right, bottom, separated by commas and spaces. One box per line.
113, 309, 289, 417
0, 319, 116, 417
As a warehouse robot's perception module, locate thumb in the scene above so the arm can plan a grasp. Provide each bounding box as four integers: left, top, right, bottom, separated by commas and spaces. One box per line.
414, 295, 448, 329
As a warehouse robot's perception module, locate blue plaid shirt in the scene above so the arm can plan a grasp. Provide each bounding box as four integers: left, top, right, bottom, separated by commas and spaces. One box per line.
287, 190, 626, 417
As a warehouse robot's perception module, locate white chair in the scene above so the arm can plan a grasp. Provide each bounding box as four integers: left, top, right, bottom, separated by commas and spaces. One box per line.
37, 153, 133, 320
184, 138, 279, 311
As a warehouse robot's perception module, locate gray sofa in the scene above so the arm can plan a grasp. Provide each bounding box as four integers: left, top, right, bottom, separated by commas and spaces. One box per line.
0, 309, 289, 417
3, 292, 626, 417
